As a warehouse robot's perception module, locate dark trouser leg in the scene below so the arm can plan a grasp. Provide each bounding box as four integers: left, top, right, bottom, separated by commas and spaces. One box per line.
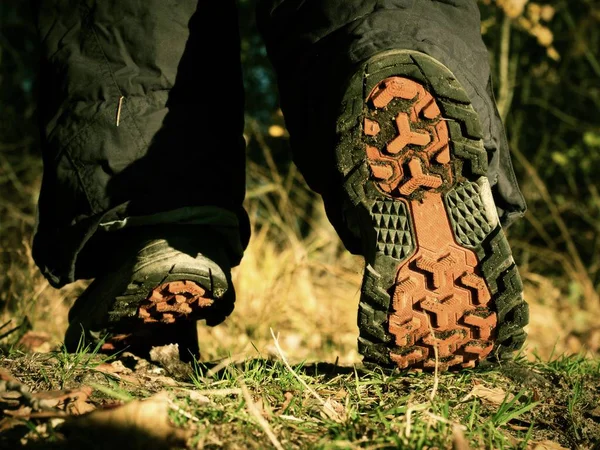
257, 0, 529, 370
32, 0, 248, 287
256, 0, 526, 253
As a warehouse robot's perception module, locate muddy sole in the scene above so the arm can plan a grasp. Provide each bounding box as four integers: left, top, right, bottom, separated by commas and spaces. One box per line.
336, 50, 529, 370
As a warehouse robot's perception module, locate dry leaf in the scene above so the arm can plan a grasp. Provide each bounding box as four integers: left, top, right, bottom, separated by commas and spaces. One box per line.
461, 385, 514, 406
0, 390, 23, 409
67, 396, 96, 415
0, 368, 20, 383
277, 391, 293, 414
0, 417, 26, 433
64, 392, 191, 449
17, 331, 52, 353
3, 406, 33, 418
528, 440, 570, 450
321, 398, 347, 422
95, 360, 131, 375
32, 386, 94, 413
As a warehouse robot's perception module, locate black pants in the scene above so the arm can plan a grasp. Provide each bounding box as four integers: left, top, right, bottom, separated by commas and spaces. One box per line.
31, 0, 526, 288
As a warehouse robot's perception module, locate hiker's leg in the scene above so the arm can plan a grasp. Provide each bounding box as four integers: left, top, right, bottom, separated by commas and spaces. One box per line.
256, 0, 526, 252
256, 0, 528, 370
32, 0, 249, 288
31, 0, 247, 358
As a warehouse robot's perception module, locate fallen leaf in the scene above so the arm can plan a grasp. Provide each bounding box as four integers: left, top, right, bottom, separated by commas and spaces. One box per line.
17, 331, 52, 353
461, 385, 514, 406
94, 365, 144, 386
0, 417, 26, 433
528, 440, 570, 450
95, 360, 131, 375
63, 392, 191, 449
3, 406, 32, 418
0, 368, 19, 383
277, 391, 293, 415
321, 398, 347, 422
0, 390, 24, 409
120, 352, 151, 372
67, 396, 96, 415
32, 386, 94, 413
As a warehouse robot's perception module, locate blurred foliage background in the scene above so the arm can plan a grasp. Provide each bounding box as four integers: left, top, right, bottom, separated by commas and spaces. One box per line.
1, 0, 599, 361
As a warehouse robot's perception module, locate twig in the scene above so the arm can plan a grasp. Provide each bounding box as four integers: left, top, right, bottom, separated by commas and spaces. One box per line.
116, 96, 124, 127
279, 414, 304, 422
427, 321, 440, 403
0, 320, 13, 333
0, 152, 26, 194
497, 13, 513, 121
204, 354, 247, 379
524, 211, 556, 250
239, 378, 284, 450
175, 388, 242, 397
404, 402, 429, 438
167, 399, 200, 423
270, 328, 342, 422
423, 410, 466, 430
0, 321, 25, 342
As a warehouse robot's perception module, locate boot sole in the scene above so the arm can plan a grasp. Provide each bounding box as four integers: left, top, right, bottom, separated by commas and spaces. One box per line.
65, 241, 234, 354
107, 245, 233, 327
335, 50, 529, 370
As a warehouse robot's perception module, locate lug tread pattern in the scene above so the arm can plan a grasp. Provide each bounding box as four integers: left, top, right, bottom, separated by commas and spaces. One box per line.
334, 50, 527, 370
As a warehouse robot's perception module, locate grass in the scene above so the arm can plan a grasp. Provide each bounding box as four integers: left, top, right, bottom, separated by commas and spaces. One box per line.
2, 343, 598, 449
51, 332, 114, 389
149, 353, 598, 448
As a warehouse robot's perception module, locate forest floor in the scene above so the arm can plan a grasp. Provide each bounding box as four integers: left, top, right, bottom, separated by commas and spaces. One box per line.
1, 330, 599, 449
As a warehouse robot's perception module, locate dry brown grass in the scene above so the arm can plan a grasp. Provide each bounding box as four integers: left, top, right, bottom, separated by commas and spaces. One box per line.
1, 135, 598, 364
197, 203, 363, 365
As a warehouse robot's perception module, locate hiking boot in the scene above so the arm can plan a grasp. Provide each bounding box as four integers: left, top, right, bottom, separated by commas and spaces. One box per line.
64, 226, 235, 362
335, 50, 529, 371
